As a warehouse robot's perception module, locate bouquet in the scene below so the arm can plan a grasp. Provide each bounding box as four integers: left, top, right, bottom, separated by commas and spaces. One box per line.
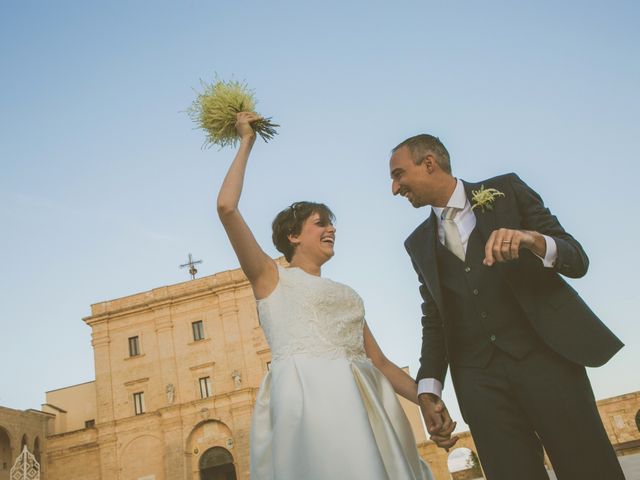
188, 77, 279, 148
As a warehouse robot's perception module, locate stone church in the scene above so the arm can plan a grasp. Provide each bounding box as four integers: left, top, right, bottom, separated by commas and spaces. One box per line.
1, 261, 639, 480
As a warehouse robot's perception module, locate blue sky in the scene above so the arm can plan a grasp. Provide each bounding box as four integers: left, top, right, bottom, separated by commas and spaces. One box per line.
1, 1, 638, 431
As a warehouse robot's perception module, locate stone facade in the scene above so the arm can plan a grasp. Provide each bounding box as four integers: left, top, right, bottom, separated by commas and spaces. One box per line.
598, 391, 640, 457
46, 264, 271, 480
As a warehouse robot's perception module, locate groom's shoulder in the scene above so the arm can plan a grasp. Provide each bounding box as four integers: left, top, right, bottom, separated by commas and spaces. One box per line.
404, 216, 432, 251
473, 172, 521, 188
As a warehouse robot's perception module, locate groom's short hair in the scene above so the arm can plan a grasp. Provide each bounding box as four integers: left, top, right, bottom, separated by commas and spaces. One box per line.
392, 134, 451, 174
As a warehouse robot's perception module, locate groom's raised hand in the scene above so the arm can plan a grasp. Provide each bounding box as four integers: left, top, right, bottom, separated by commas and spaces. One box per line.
483, 228, 546, 266
418, 393, 459, 451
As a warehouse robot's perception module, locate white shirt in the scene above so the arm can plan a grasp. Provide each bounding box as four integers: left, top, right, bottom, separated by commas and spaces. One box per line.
417, 179, 558, 398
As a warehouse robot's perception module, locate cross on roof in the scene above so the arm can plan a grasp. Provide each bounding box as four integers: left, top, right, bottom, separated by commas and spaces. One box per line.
180, 253, 203, 280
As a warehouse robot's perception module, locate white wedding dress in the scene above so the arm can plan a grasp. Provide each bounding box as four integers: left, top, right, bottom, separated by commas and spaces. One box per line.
250, 265, 433, 480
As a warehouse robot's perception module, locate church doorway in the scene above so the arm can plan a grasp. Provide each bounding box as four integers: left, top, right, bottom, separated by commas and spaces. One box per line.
199, 447, 236, 480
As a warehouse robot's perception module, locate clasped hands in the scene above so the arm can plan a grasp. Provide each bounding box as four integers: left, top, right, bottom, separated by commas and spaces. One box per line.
483, 228, 545, 267
419, 393, 459, 451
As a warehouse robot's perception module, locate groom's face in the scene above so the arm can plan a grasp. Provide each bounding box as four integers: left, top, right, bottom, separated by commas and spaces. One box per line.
389, 146, 434, 208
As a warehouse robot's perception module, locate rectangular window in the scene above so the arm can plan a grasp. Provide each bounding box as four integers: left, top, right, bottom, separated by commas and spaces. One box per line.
85, 419, 95, 428
128, 336, 140, 356
133, 392, 145, 415
192, 320, 204, 341
199, 377, 212, 398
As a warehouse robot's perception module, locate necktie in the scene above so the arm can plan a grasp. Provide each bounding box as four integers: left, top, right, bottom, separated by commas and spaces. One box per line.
442, 207, 465, 261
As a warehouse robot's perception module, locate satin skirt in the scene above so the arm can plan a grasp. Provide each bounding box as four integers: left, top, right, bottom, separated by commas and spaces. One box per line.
250, 356, 433, 480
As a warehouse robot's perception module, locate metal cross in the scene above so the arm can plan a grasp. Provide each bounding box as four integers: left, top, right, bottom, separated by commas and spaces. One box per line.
180, 253, 203, 280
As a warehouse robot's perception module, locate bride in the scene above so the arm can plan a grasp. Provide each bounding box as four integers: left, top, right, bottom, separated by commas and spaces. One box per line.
217, 112, 434, 479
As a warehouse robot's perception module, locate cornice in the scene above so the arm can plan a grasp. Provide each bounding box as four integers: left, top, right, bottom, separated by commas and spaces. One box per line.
84, 273, 250, 326
82, 258, 288, 326
123, 377, 149, 387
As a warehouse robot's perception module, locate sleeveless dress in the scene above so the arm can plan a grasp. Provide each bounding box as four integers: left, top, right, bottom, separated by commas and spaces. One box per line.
250, 265, 433, 480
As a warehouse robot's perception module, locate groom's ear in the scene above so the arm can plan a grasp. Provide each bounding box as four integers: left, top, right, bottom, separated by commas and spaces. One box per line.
423, 153, 436, 174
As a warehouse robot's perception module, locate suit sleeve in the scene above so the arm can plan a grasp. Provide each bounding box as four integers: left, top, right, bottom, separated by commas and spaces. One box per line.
407, 255, 449, 386
509, 173, 589, 279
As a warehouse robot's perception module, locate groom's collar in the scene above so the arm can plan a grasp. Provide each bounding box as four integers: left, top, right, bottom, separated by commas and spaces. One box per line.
431, 178, 467, 220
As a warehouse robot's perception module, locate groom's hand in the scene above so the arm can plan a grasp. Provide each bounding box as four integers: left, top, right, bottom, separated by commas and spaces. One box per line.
484, 228, 546, 266
418, 393, 459, 451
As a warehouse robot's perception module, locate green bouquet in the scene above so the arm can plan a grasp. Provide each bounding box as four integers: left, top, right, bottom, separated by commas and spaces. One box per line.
188, 77, 279, 148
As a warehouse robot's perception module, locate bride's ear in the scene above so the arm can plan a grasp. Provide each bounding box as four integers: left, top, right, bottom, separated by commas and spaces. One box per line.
287, 232, 301, 246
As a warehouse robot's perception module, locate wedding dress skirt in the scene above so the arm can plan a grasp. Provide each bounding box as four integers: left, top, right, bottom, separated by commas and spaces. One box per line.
250, 266, 433, 480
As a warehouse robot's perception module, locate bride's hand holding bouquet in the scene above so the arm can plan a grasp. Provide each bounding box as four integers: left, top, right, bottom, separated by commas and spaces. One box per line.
188, 77, 278, 149
235, 111, 260, 144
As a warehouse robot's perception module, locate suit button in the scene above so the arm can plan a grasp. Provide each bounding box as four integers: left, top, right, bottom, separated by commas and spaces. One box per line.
480, 311, 488, 319
473, 289, 479, 295
490, 334, 496, 342
465, 266, 471, 273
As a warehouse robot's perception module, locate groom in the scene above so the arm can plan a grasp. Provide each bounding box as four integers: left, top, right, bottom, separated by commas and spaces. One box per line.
390, 134, 625, 479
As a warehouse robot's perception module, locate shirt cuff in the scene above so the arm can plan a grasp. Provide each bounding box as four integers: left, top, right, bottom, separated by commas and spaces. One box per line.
417, 378, 443, 398
534, 235, 557, 268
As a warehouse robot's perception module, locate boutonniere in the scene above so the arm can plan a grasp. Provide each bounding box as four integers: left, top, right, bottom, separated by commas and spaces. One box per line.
471, 185, 505, 212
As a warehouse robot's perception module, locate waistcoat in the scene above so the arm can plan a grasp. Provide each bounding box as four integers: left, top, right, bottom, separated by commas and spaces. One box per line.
436, 227, 539, 367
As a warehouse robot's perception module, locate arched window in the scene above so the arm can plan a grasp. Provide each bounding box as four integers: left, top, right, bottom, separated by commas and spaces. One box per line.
33, 437, 41, 465
635, 409, 640, 433
1, 427, 11, 472
20, 434, 27, 451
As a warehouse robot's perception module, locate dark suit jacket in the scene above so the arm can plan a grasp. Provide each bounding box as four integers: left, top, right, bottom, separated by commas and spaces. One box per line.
404, 173, 623, 386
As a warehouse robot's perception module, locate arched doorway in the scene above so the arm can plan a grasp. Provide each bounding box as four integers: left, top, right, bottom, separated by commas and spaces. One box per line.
199, 447, 236, 480
447, 447, 484, 480
635, 409, 640, 433
1, 427, 12, 480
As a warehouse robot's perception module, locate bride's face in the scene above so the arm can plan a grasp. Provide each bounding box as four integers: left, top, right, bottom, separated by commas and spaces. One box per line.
289, 212, 336, 263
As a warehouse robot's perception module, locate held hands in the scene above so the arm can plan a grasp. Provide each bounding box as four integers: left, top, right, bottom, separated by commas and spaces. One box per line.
483, 228, 544, 266
235, 112, 261, 142
419, 393, 459, 451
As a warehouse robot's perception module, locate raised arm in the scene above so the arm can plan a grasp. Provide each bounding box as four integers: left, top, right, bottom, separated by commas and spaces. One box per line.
216, 112, 278, 299
510, 173, 589, 278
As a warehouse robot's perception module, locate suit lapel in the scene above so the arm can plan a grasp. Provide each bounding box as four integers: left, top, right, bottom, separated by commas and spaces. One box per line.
463, 180, 496, 242
409, 211, 444, 314
464, 178, 524, 286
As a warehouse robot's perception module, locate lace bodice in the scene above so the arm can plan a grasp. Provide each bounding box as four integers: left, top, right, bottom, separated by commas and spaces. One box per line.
257, 266, 368, 362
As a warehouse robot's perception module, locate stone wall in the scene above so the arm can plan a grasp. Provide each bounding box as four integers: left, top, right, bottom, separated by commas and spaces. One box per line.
46, 428, 100, 480
0, 406, 52, 480
598, 391, 640, 456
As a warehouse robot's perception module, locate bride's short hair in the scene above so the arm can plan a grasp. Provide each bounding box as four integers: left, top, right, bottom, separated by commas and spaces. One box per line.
272, 202, 335, 262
